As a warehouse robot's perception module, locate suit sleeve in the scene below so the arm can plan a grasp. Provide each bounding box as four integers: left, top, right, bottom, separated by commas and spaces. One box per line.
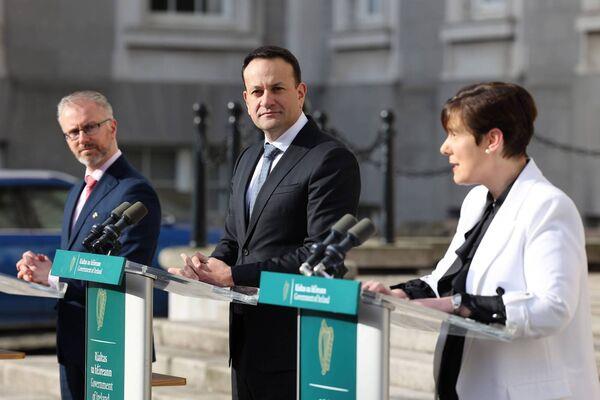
230, 146, 361, 287
61, 181, 161, 302
502, 192, 585, 339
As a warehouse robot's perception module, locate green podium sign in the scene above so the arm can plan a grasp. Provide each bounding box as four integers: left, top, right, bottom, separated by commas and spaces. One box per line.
259, 272, 361, 400
52, 250, 127, 400
259, 272, 360, 315
52, 250, 125, 285
86, 282, 126, 400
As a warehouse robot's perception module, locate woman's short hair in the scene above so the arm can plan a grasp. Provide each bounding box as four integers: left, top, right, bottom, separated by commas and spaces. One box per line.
441, 82, 537, 158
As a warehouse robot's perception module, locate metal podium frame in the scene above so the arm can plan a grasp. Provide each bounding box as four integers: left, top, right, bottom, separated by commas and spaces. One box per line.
115, 260, 258, 400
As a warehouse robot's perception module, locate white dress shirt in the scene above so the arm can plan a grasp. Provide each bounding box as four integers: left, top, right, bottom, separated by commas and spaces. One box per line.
245, 113, 308, 211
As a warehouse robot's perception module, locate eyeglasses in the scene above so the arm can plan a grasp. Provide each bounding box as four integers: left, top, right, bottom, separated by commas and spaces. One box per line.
63, 118, 112, 141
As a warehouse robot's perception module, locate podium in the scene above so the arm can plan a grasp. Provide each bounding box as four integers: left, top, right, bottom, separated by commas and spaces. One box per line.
50, 250, 258, 400
259, 272, 516, 400
0, 272, 67, 361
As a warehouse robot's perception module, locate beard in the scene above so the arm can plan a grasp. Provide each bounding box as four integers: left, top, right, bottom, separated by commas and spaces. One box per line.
75, 144, 109, 169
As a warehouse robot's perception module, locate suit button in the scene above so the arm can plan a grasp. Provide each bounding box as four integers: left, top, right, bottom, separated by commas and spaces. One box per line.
242, 248, 249, 256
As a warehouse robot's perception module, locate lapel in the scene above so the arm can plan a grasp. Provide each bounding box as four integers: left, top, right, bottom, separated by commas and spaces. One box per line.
467, 159, 543, 293
61, 181, 84, 249
242, 121, 317, 247
67, 160, 122, 249
235, 144, 263, 236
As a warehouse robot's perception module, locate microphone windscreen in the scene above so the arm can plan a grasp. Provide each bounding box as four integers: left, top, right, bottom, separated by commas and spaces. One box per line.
112, 202, 132, 217
123, 201, 148, 225
348, 218, 376, 244
331, 214, 357, 234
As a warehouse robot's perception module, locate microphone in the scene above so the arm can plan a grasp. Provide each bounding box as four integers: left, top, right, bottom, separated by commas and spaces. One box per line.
312, 218, 376, 279
82, 202, 131, 251
299, 214, 357, 276
91, 201, 148, 255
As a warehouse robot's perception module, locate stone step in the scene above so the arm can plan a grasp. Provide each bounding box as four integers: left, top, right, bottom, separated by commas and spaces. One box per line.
0, 393, 56, 400
167, 293, 230, 324
153, 345, 231, 393
389, 347, 435, 393
152, 387, 230, 400
390, 325, 437, 353
390, 385, 435, 400
154, 318, 229, 355
0, 355, 60, 399
0, 332, 55, 351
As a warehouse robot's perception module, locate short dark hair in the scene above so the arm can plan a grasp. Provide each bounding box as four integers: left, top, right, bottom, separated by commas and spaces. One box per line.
441, 82, 537, 158
242, 45, 302, 85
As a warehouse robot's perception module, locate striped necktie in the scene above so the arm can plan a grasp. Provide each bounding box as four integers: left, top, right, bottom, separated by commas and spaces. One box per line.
248, 143, 281, 216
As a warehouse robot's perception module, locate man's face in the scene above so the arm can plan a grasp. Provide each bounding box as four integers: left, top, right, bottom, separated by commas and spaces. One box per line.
242, 57, 306, 140
58, 100, 117, 170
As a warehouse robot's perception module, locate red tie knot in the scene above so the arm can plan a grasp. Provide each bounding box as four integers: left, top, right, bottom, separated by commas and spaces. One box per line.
84, 176, 98, 200
85, 175, 98, 190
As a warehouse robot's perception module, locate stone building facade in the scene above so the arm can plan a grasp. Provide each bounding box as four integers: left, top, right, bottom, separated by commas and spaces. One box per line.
1, 0, 599, 231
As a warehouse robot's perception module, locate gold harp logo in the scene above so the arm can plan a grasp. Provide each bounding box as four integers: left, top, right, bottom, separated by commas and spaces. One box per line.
283, 280, 290, 302
318, 319, 334, 376
96, 289, 107, 331
69, 256, 77, 273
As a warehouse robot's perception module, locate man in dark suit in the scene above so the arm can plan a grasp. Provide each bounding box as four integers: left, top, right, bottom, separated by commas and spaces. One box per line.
16, 91, 161, 400
169, 46, 361, 399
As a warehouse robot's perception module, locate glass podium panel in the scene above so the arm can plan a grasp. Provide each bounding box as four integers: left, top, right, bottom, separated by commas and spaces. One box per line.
124, 261, 259, 305
0, 272, 66, 298
361, 290, 516, 342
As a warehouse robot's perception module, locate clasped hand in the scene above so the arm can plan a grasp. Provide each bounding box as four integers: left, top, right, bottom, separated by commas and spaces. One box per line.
168, 252, 234, 287
16, 251, 52, 286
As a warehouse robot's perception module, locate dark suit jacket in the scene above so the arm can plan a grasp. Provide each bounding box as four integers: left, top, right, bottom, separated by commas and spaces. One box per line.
56, 155, 161, 368
211, 118, 361, 374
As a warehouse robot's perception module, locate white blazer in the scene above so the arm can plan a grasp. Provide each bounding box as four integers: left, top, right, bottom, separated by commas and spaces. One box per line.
422, 159, 600, 400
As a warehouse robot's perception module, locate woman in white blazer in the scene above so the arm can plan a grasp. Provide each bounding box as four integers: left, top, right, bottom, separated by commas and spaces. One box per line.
364, 82, 599, 399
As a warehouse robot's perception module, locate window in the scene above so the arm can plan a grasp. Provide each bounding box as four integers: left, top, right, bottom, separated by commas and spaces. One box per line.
471, 0, 509, 19
356, 0, 385, 26
143, 0, 236, 28
114, 0, 261, 81
329, 0, 398, 83
150, 0, 224, 14
333, 0, 392, 32
441, 0, 519, 80
577, 0, 600, 74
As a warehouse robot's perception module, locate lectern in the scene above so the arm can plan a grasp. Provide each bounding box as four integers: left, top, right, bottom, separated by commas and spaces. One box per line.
51, 249, 258, 400
0, 272, 66, 361
259, 271, 516, 400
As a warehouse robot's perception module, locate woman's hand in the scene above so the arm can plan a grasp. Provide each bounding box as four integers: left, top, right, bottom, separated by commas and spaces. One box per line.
362, 280, 409, 299
411, 296, 472, 317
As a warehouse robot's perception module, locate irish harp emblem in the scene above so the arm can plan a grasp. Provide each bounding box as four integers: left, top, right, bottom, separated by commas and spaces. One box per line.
96, 288, 107, 331
69, 256, 77, 273
283, 280, 290, 302
318, 319, 334, 376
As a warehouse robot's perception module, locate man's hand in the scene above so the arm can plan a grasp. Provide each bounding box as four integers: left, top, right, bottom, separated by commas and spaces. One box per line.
168, 252, 234, 287
16, 251, 52, 286
362, 280, 409, 299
